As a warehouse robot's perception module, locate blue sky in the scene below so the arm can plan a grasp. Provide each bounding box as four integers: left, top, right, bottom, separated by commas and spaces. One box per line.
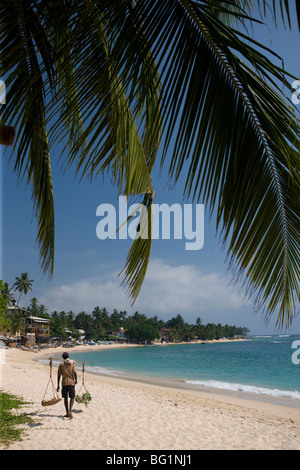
1, 6, 299, 335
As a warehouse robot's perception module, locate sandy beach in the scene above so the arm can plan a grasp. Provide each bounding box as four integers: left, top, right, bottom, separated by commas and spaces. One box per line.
1, 343, 300, 451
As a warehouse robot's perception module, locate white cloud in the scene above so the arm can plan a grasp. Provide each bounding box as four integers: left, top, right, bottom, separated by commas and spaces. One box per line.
40, 277, 132, 314
40, 259, 248, 321
135, 260, 247, 317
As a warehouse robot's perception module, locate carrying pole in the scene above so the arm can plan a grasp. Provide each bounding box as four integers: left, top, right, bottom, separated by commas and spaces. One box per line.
41, 357, 61, 405
49, 357, 53, 377
82, 361, 85, 386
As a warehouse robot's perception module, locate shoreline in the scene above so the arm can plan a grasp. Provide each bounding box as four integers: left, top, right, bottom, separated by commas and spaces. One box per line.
41, 340, 300, 410
1, 343, 300, 450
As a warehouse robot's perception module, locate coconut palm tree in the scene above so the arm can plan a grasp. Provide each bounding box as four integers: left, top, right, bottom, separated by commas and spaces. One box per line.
27, 296, 40, 316
0, 280, 10, 332
1, 1, 299, 326
13, 273, 34, 305
1, 282, 15, 305
7, 312, 25, 338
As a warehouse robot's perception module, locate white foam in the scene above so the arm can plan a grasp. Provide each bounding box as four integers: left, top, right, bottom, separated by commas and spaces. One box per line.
185, 379, 300, 400
85, 365, 123, 376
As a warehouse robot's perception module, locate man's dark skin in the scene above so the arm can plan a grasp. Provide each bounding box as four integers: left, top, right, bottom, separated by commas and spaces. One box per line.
57, 363, 77, 419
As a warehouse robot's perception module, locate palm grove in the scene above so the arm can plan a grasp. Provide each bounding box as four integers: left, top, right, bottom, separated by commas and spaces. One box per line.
0, 274, 248, 343
0, 1, 299, 328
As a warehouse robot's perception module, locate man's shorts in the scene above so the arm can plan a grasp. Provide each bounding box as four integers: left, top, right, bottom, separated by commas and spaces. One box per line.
61, 385, 75, 399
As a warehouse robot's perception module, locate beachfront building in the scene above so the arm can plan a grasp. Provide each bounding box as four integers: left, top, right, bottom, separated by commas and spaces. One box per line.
159, 328, 171, 342
2, 305, 30, 342
0, 306, 20, 345
106, 326, 128, 342
5, 304, 28, 319
3, 306, 51, 346
4, 304, 52, 345
24, 315, 51, 344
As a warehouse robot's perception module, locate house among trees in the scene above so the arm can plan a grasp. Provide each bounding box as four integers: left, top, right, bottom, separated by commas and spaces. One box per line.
4, 305, 28, 342
4, 305, 51, 346
24, 315, 51, 344
106, 326, 128, 342
6, 304, 27, 318
159, 328, 170, 342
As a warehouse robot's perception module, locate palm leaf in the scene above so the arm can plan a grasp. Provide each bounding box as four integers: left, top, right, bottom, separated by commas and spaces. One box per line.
119, 192, 154, 303
258, 0, 300, 30
47, 0, 161, 196
50, 1, 161, 299
119, 0, 299, 324
1, 0, 161, 299
1, 0, 299, 325
0, 0, 55, 275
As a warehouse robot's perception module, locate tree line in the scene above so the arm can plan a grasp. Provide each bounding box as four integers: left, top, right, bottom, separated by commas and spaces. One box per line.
0, 274, 249, 343
30, 304, 249, 343
30, 303, 250, 343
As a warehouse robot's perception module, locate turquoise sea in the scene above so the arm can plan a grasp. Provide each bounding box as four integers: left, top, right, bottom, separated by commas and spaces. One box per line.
54, 335, 300, 407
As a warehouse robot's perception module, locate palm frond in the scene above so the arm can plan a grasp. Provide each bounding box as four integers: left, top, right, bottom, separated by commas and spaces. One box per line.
1, 0, 161, 298
119, 192, 154, 303
47, 0, 161, 197
50, 1, 161, 299
203, 0, 255, 26
1, 0, 55, 275
1, 0, 299, 325
258, 0, 300, 31
119, 0, 300, 324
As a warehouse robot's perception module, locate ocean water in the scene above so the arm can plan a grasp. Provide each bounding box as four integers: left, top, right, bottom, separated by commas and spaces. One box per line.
56, 335, 300, 406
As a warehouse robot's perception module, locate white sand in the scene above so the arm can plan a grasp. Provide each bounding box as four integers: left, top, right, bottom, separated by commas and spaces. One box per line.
1, 344, 300, 450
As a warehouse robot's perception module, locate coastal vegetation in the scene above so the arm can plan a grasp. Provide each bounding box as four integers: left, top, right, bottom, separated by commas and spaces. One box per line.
13, 273, 33, 305
48, 308, 248, 343
0, 274, 35, 334
7, 299, 249, 345
0, 391, 33, 447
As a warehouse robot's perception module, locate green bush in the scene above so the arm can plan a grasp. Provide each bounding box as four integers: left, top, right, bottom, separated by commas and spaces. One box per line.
0, 390, 34, 447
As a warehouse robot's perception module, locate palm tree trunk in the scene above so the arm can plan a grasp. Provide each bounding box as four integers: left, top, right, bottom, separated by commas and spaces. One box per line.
17, 292, 22, 305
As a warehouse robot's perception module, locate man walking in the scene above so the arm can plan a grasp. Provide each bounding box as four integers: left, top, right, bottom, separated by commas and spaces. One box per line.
57, 351, 77, 419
